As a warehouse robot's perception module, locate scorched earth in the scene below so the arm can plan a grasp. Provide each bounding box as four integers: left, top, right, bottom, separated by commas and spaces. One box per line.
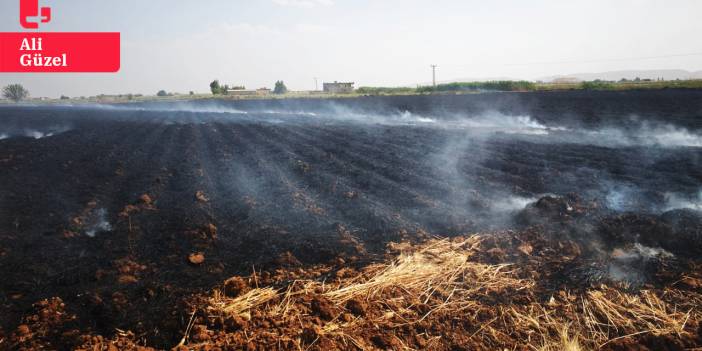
0, 90, 701, 350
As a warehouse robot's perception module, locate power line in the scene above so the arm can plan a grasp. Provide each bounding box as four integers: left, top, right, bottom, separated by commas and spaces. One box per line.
438, 51, 702, 68
430, 64, 437, 87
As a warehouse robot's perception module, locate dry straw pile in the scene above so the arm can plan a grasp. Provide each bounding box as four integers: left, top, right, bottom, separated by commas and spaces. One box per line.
204, 235, 699, 350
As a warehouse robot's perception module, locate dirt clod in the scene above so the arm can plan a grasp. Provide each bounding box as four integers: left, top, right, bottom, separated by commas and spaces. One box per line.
345, 298, 367, 316
117, 275, 138, 285
195, 191, 209, 203
275, 251, 302, 267
139, 194, 152, 205
371, 334, 404, 350
310, 297, 336, 321
301, 326, 322, 344
188, 253, 205, 265
224, 277, 250, 297
16, 324, 30, 336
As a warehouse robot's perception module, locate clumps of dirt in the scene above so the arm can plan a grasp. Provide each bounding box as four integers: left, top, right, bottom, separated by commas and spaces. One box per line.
184, 223, 218, 251
8, 298, 80, 350
291, 191, 325, 215
118, 193, 157, 218
515, 193, 591, 226
8, 229, 701, 350
275, 251, 302, 267
335, 223, 367, 256
370, 333, 404, 350
174, 233, 701, 350
188, 253, 205, 265
118, 205, 139, 218
179, 223, 218, 270
75, 331, 155, 351
94, 257, 148, 285
205, 223, 217, 238
8, 297, 155, 350
344, 298, 367, 316
224, 276, 251, 297
195, 191, 209, 203
311, 296, 341, 321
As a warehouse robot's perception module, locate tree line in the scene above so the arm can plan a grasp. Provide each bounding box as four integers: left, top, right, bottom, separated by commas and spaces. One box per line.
209, 80, 287, 95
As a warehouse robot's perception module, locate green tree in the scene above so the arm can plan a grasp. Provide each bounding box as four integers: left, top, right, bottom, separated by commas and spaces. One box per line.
273, 80, 288, 94
157, 90, 168, 97
2, 84, 29, 102
210, 80, 222, 95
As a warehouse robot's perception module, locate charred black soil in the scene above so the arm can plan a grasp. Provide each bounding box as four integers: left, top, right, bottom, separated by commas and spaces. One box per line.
1, 90, 701, 350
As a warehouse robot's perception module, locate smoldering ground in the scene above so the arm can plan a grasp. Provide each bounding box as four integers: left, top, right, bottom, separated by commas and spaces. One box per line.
1, 90, 702, 347
1, 94, 701, 237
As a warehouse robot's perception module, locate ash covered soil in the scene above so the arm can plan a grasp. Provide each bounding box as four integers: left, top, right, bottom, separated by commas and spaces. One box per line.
1, 90, 702, 350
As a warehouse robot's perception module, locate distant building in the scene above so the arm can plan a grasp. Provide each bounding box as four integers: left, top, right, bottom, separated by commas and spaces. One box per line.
227, 89, 256, 96
227, 88, 271, 96
323, 81, 355, 94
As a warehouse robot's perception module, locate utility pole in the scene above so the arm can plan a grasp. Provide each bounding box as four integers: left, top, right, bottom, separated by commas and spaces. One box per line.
431, 64, 437, 87
314, 77, 318, 91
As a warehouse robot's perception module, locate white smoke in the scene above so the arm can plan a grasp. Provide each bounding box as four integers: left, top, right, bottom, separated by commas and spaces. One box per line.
0, 128, 69, 140
84, 208, 112, 237
96, 103, 249, 115
636, 123, 702, 148
21, 126, 71, 139
561, 122, 702, 148
396, 110, 436, 124
605, 185, 642, 212
663, 190, 702, 212
318, 107, 563, 134
67, 103, 702, 148
25, 130, 54, 139
388, 112, 557, 134
319, 105, 438, 125
611, 243, 673, 262
490, 195, 537, 212
450, 114, 562, 135
260, 110, 318, 117
607, 243, 674, 285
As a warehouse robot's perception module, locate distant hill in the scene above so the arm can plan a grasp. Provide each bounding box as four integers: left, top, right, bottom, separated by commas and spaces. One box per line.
540, 69, 702, 82
409, 69, 702, 88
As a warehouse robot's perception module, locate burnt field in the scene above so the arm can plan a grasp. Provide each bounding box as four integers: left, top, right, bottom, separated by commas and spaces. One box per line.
1, 90, 702, 350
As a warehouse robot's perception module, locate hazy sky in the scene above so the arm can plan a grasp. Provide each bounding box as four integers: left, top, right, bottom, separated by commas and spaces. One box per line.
1, 0, 701, 97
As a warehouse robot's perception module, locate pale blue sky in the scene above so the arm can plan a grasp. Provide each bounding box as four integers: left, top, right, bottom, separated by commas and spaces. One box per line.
1, 0, 701, 97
